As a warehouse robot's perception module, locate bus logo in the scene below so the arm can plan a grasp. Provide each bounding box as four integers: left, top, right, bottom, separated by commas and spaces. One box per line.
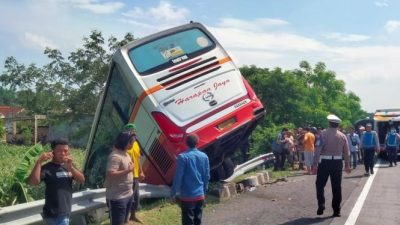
202, 92, 214, 102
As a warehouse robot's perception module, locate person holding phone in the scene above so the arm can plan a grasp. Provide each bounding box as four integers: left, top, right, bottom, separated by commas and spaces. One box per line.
28, 138, 85, 225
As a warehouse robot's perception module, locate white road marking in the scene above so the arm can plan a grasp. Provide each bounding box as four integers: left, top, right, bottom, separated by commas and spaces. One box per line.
344, 160, 382, 225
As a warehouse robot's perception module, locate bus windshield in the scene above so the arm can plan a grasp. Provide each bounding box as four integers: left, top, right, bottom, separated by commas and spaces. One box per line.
128, 28, 215, 75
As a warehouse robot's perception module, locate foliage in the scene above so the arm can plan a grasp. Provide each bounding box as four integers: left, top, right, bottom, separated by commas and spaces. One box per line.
0, 118, 5, 140
241, 62, 367, 155
0, 31, 136, 122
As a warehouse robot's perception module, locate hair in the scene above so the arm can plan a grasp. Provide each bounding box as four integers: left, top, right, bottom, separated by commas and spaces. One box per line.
329, 122, 340, 128
114, 131, 134, 150
186, 134, 199, 148
282, 128, 288, 132
51, 138, 69, 150
304, 127, 311, 131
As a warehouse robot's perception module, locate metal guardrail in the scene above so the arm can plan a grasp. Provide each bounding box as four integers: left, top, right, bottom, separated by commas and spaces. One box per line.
0, 184, 171, 225
223, 153, 275, 182
0, 154, 274, 224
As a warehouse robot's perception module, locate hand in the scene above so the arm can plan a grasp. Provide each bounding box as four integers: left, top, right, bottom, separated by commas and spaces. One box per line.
344, 165, 351, 174
127, 162, 134, 172
38, 152, 53, 163
139, 172, 145, 182
311, 166, 318, 175
64, 156, 73, 171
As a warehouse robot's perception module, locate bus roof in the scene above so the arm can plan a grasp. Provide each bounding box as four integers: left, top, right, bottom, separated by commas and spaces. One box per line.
374, 109, 400, 122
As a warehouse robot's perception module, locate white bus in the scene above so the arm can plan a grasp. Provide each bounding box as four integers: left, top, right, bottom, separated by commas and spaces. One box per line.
83, 22, 265, 186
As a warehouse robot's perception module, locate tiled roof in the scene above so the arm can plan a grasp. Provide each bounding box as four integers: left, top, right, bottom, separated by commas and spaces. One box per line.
0, 106, 24, 117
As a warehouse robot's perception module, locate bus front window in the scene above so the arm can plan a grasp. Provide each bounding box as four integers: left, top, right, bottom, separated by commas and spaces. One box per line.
128, 28, 215, 75
84, 65, 136, 188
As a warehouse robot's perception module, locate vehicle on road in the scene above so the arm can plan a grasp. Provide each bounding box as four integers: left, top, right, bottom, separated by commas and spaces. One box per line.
83, 22, 265, 187
373, 109, 400, 158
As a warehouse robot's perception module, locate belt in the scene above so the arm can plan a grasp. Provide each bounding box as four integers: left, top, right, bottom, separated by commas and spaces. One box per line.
320, 155, 342, 160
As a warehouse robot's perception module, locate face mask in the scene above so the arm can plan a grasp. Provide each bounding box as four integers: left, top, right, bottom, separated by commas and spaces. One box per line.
391, 129, 396, 133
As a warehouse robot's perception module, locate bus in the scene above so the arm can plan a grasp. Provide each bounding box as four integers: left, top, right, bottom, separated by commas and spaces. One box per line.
373, 109, 400, 156
83, 22, 265, 187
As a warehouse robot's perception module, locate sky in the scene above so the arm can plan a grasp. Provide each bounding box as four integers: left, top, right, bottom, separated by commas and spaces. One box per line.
1, 0, 400, 113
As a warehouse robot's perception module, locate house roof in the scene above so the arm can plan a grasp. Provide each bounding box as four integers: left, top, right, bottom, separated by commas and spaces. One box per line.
0, 106, 24, 118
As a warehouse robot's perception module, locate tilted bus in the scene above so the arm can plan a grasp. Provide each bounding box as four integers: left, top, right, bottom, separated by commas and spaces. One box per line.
83, 22, 265, 187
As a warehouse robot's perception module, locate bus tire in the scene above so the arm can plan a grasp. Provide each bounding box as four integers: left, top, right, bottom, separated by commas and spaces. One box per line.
211, 164, 226, 182
223, 157, 234, 178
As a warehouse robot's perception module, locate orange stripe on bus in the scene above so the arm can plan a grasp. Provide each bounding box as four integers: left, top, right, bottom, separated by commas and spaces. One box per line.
129, 84, 163, 121
218, 57, 231, 64
128, 56, 232, 121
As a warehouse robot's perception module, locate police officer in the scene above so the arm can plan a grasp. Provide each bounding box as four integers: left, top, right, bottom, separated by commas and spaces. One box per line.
312, 114, 351, 217
360, 123, 379, 175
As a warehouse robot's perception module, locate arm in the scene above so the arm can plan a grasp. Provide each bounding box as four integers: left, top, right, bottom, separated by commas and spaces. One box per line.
203, 157, 210, 193
343, 136, 351, 170
107, 155, 134, 178
171, 155, 185, 199
28, 152, 53, 186
64, 157, 85, 184
374, 132, 380, 151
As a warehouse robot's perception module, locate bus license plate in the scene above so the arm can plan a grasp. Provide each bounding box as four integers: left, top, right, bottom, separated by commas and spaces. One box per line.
217, 117, 237, 130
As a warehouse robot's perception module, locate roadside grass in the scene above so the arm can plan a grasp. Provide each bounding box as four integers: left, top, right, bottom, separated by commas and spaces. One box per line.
100, 165, 296, 225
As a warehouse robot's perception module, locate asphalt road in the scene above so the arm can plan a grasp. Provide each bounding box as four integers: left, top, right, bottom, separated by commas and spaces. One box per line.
203, 159, 396, 225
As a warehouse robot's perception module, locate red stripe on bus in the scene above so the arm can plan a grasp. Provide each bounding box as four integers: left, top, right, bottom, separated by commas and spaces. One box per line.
169, 58, 202, 72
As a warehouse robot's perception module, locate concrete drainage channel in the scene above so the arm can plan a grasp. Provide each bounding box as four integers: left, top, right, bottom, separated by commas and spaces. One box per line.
209, 171, 272, 200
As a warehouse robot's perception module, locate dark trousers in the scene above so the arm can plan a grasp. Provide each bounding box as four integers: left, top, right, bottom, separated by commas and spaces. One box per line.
180, 200, 204, 225
387, 146, 397, 165
364, 149, 375, 173
130, 179, 140, 212
273, 151, 282, 170
107, 195, 133, 225
316, 159, 343, 213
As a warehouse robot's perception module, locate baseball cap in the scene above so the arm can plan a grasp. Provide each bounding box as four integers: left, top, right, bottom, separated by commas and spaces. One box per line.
123, 123, 137, 131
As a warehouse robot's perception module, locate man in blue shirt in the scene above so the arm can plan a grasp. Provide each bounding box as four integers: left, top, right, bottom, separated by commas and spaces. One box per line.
171, 134, 210, 225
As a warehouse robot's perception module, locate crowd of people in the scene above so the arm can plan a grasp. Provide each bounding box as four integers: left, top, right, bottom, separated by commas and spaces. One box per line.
272, 115, 400, 217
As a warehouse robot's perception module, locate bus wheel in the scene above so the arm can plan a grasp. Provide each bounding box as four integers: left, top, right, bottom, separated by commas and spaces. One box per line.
223, 157, 234, 179
210, 164, 225, 182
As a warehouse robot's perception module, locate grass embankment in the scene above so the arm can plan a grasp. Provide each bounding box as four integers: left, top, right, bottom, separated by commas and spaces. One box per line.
101, 168, 294, 225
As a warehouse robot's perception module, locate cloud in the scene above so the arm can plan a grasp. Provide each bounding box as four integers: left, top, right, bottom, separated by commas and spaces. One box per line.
384, 20, 400, 33
23, 32, 58, 50
74, 2, 124, 14
122, 1, 189, 30
322, 32, 371, 42
49, 0, 124, 14
207, 18, 400, 112
217, 18, 289, 32
375, 0, 389, 7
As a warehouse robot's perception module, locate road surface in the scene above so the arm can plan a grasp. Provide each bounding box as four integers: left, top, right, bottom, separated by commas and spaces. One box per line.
203, 159, 399, 225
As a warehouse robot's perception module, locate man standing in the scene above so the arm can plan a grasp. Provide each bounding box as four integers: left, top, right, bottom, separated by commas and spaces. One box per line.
347, 127, 361, 169
28, 138, 85, 225
302, 127, 315, 175
312, 115, 351, 217
360, 123, 380, 176
171, 134, 210, 225
384, 126, 400, 167
124, 123, 146, 223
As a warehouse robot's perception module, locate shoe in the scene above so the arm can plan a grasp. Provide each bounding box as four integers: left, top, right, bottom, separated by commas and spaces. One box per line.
317, 206, 325, 215
332, 212, 341, 217
364, 172, 370, 176
389, 164, 393, 167
371, 170, 374, 174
